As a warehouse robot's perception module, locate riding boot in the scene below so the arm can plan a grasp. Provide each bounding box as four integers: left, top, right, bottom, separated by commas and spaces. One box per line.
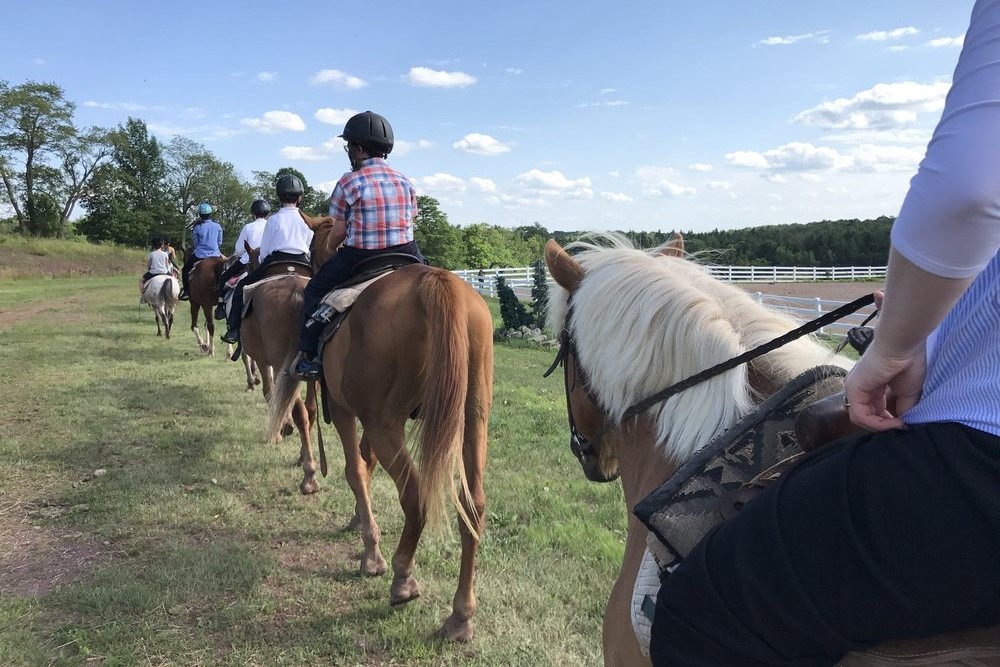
292, 350, 322, 381
221, 287, 243, 343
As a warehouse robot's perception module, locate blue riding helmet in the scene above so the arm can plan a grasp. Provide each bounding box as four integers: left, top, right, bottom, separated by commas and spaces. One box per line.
198, 202, 214, 216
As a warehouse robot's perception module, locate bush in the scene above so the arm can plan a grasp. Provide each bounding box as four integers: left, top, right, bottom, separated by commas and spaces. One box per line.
496, 275, 532, 331
530, 259, 549, 329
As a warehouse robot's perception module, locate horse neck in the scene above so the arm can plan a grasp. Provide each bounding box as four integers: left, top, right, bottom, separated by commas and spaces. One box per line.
616, 418, 679, 512
312, 225, 338, 268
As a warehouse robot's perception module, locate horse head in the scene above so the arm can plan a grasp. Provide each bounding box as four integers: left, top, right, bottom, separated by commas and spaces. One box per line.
246, 241, 261, 272
300, 211, 342, 270
545, 238, 621, 483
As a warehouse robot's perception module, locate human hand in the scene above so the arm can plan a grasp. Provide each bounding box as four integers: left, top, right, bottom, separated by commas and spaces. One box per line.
843, 339, 925, 432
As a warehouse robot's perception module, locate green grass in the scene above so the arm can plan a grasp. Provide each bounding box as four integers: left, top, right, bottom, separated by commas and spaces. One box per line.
0, 234, 146, 280
0, 276, 624, 666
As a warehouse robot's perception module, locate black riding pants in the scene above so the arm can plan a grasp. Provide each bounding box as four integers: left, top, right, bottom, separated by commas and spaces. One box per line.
298, 242, 426, 354
649, 422, 1000, 666
225, 252, 309, 332
218, 259, 248, 293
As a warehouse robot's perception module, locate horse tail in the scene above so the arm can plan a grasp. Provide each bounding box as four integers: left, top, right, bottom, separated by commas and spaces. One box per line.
159, 276, 176, 308
266, 367, 301, 444
413, 271, 477, 538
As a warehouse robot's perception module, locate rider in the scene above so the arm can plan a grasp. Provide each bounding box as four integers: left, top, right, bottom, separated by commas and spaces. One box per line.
179, 202, 223, 301
140, 237, 173, 295
217, 199, 271, 301
291, 110, 426, 380
220, 176, 314, 344
649, 2, 1000, 664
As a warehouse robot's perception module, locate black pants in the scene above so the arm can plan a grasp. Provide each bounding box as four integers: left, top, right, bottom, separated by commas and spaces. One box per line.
649, 422, 1000, 666
298, 242, 426, 354
218, 259, 248, 294
181, 253, 213, 293
225, 252, 309, 333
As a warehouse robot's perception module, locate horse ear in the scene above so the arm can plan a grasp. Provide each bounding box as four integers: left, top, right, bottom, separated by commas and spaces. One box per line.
243, 240, 252, 254
659, 232, 685, 258
545, 239, 583, 291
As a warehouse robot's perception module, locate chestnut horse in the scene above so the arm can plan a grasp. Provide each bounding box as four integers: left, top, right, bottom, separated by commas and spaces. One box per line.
240, 246, 321, 494
545, 234, 1000, 666
266, 213, 493, 641
188, 256, 231, 358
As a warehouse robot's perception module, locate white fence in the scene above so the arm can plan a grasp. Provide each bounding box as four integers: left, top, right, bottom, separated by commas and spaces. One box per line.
453, 266, 880, 339
453, 265, 886, 302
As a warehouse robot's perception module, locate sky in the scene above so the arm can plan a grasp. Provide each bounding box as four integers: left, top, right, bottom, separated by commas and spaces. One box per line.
1, 1, 974, 233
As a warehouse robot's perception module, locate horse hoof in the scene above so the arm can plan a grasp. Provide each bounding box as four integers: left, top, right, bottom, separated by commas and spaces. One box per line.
299, 478, 320, 495
389, 575, 420, 605
434, 614, 474, 643
254, 377, 261, 386
361, 554, 388, 577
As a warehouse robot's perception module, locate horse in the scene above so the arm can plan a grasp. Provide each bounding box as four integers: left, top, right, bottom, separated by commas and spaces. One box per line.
545, 234, 1000, 665
187, 255, 231, 358
239, 245, 321, 495
266, 212, 494, 641
140, 274, 180, 338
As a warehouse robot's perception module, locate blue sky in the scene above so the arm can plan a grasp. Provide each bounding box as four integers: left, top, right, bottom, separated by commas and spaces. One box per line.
2, 1, 972, 233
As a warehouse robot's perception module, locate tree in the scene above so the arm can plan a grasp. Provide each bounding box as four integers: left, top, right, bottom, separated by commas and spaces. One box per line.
414, 195, 463, 269
49, 127, 112, 235
496, 275, 532, 331
0, 80, 77, 235
530, 259, 549, 329
252, 167, 328, 216
77, 118, 180, 246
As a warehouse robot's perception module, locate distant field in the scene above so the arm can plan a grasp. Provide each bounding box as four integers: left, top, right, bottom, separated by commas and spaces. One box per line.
0, 235, 146, 280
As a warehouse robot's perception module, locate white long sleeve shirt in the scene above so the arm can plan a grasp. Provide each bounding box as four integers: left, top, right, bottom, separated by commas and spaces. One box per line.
234, 217, 267, 264
258, 206, 314, 261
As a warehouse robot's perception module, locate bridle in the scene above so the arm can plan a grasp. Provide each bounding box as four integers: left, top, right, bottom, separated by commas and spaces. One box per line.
544, 293, 876, 465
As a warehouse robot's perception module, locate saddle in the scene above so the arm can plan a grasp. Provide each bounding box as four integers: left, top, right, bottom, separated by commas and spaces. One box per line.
632, 366, 1000, 665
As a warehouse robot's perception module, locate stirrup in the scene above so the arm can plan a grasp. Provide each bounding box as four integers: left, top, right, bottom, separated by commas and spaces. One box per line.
292, 355, 322, 381
221, 328, 240, 344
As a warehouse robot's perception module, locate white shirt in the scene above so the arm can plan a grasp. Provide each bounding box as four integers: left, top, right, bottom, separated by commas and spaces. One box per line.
147, 249, 171, 274
258, 206, 314, 261
234, 217, 267, 264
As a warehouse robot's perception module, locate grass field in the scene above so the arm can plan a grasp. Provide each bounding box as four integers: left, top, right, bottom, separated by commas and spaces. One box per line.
0, 270, 625, 666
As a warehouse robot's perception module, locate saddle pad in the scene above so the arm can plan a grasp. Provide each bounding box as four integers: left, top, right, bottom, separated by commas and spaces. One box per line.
317, 272, 392, 314
241, 273, 306, 319
634, 364, 847, 573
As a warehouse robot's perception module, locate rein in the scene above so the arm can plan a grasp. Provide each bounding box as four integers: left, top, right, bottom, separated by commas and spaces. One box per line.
545, 292, 875, 460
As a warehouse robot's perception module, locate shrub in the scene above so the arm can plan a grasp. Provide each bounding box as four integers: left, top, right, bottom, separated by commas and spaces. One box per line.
530, 259, 549, 329
496, 275, 532, 331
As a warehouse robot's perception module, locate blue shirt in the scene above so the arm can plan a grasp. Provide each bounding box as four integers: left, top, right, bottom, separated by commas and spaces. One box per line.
192, 219, 223, 258
903, 249, 1000, 437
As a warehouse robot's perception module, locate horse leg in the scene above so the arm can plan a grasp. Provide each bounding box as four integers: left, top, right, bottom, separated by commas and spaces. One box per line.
364, 421, 423, 606
203, 305, 216, 357
435, 405, 489, 642
293, 396, 319, 495
155, 308, 163, 336
334, 408, 387, 576
190, 302, 206, 352
242, 353, 256, 392
348, 434, 379, 531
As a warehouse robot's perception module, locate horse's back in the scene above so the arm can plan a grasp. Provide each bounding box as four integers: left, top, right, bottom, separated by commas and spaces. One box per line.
242, 275, 309, 368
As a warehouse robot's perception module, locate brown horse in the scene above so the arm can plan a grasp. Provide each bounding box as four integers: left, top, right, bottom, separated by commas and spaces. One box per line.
188, 256, 230, 358
240, 247, 321, 494
266, 213, 494, 641
544, 234, 1000, 666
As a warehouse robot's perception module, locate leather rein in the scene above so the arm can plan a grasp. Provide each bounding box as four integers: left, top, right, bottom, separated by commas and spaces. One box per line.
544, 293, 876, 464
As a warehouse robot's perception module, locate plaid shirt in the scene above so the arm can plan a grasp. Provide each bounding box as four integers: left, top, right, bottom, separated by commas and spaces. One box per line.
328, 158, 417, 249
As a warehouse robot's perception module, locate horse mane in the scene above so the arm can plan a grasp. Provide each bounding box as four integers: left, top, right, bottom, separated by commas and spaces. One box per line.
547, 232, 852, 464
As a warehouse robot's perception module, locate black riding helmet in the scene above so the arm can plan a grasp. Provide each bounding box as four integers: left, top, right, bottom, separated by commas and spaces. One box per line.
250, 199, 271, 217
339, 110, 394, 156
275, 174, 304, 199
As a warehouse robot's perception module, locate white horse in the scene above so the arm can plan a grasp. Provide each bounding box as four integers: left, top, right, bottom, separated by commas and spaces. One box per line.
140, 274, 180, 339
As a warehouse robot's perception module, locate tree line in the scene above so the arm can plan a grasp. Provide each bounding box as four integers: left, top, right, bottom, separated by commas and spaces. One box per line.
1, 79, 892, 268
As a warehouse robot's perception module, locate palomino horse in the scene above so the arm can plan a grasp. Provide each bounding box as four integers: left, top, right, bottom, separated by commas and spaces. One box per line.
140, 274, 180, 338
240, 246, 321, 495
267, 213, 494, 641
188, 256, 230, 358
545, 234, 1000, 666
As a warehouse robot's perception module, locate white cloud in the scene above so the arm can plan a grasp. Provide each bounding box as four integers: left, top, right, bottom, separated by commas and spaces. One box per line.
757, 31, 830, 46
849, 143, 925, 173
688, 163, 713, 172
314, 107, 358, 125
406, 66, 476, 88
514, 169, 593, 199
706, 180, 732, 190
310, 69, 367, 89
393, 139, 432, 156
600, 88, 616, 95
506, 67, 523, 75
766, 173, 788, 183
32, 58, 45, 66
279, 145, 329, 161
316, 180, 339, 193
928, 34, 965, 48
855, 27, 919, 42
241, 110, 306, 133
576, 100, 629, 108
800, 173, 822, 183
725, 142, 852, 171
600, 191, 634, 203
793, 81, 949, 130
470, 177, 497, 193
257, 71, 277, 83
634, 166, 696, 198
453, 133, 511, 155
419, 172, 466, 193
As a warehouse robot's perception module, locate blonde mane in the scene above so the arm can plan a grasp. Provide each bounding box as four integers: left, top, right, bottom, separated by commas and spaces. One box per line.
547, 234, 852, 463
